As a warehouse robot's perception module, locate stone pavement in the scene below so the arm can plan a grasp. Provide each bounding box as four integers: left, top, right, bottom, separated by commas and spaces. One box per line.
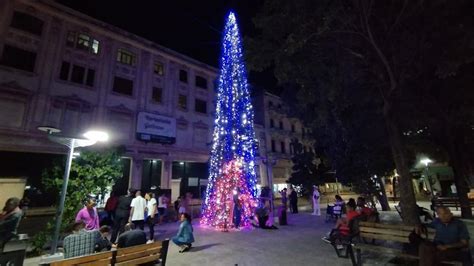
22, 204, 474, 265
164, 211, 352, 266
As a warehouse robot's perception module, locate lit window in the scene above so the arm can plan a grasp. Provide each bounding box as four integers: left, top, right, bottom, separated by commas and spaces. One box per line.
65, 31, 99, 54
154, 62, 164, 75
117, 49, 136, 66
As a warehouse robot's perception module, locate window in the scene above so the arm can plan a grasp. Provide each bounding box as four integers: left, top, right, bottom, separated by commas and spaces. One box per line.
195, 75, 207, 89
291, 124, 295, 132
179, 69, 188, 83
152, 87, 162, 103
279, 121, 284, 130
86, 69, 95, 87
65, 31, 99, 54
270, 119, 274, 128
113, 77, 134, 96
281, 142, 286, 154
58, 61, 95, 87
117, 49, 136, 65
59, 61, 70, 80
178, 94, 187, 110
195, 99, 207, 114
10, 11, 43, 36
271, 140, 276, 152
154, 62, 164, 75
0, 45, 36, 72
268, 101, 273, 107
71, 65, 85, 84
304, 146, 307, 153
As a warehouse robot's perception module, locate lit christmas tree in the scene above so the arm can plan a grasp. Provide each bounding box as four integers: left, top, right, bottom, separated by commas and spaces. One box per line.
201, 12, 258, 229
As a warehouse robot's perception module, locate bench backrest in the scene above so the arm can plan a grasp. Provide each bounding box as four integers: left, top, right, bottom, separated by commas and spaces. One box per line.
359, 222, 435, 243
50, 251, 113, 266
114, 239, 169, 266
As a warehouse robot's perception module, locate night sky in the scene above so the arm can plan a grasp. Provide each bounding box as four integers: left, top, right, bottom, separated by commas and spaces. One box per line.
55, 0, 277, 91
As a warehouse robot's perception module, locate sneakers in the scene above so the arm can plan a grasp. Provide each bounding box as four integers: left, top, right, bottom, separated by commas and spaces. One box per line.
336, 245, 344, 250
146, 240, 154, 244
321, 236, 331, 244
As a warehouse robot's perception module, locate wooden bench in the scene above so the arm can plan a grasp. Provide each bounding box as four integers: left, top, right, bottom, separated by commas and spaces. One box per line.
49, 239, 169, 266
114, 240, 169, 266
50, 251, 113, 266
352, 222, 461, 266
431, 197, 474, 212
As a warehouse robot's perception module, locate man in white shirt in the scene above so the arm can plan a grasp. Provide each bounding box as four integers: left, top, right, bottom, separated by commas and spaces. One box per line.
312, 186, 321, 216
129, 190, 146, 230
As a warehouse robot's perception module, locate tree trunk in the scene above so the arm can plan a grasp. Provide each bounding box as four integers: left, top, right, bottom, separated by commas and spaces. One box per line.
445, 128, 472, 218
377, 178, 391, 211
385, 113, 420, 225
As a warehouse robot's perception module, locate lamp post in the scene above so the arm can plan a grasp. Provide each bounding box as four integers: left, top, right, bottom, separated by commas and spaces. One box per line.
37, 126, 108, 255
420, 158, 434, 197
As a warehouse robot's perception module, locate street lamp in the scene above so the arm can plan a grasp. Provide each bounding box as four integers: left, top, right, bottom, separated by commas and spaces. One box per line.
420, 158, 434, 197
37, 126, 108, 255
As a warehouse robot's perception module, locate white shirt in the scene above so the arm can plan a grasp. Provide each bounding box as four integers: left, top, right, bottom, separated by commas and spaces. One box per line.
158, 196, 167, 208
147, 198, 157, 217
313, 190, 320, 202
130, 196, 146, 221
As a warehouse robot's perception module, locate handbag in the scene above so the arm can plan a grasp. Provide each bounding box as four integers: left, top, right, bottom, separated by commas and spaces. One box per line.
406, 225, 428, 255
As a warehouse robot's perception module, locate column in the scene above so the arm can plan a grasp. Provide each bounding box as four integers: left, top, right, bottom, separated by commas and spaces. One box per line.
259, 160, 268, 187
129, 157, 143, 190
160, 159, 172, 189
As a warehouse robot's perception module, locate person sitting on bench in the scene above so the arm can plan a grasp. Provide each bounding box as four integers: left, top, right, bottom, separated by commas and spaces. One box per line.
0, 197, 23, 252
116, 223, 146, 248
416, 207, 472, 266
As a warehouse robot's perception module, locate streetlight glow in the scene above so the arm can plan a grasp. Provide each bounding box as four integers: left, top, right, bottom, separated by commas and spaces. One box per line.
420, 158, 433, 167
83, 130, 109, 142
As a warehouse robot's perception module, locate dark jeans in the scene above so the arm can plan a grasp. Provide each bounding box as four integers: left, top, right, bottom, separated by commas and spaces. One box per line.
290, 201, 298, 213
419, 241, 472, 266
111, 215, 128, 243
132, 220, 145, 230
147, 217, 156, 240
233, 207, 241, 228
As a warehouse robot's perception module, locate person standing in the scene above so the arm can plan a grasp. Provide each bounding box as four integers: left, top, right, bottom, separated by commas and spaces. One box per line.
312, 186, 321, 216
280, 188, 288, 210
145, 192, 157, 243
75, 198, 99, 230
111, 189, 133, 243
157, 193, 168, 224
104, 191, 119, 224
129, 190, 146, 230
172, 213, 195, 253
289, 188, 298, 214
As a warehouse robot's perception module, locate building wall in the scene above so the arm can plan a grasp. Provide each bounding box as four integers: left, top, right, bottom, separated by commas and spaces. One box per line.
0, 0, 218, 191
255, 91, 316, 196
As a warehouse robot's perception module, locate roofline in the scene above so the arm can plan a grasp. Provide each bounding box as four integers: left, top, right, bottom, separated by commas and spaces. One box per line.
263, 91, 281, 99
21, 0, 219, 74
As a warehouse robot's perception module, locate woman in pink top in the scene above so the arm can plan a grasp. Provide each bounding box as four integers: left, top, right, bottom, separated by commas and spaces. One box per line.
75, 198, 99, 230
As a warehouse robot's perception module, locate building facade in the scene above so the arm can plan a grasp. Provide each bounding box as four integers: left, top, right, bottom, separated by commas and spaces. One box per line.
254, 92, 315, 197
0, 0, 218, 198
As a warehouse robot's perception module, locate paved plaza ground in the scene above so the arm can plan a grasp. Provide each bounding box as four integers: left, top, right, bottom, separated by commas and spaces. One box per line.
22, 202, 474, 265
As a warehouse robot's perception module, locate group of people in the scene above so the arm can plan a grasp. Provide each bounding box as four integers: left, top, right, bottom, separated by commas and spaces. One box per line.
68, 189, 195, 257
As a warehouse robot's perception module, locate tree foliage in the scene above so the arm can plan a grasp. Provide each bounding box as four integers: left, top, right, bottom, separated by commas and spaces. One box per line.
32, 148, 123, 253
247, 0, 474, 222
